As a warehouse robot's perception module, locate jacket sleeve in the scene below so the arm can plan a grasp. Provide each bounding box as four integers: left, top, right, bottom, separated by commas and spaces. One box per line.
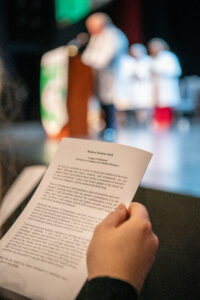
75, 276, 138, 300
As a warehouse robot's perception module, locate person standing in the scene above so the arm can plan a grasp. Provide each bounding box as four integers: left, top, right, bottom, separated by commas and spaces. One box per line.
147, 38, 182, 129
114, 43, 152, 126
129, 43, 152, 110
82, 13, 129, 141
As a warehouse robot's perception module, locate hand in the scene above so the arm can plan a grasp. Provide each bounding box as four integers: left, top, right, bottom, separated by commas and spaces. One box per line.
87, 202, 159, 293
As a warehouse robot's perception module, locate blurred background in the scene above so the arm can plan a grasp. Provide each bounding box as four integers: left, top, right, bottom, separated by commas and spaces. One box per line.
0, 0, 200, 198
1, 0, 200, 120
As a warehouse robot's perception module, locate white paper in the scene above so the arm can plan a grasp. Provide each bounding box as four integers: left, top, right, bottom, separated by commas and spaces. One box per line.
0, 138, 152, 300
0, 165, 47, 228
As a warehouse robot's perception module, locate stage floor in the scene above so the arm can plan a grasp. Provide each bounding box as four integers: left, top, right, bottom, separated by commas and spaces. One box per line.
114, 118, 200, 198
0, 118, 199, 198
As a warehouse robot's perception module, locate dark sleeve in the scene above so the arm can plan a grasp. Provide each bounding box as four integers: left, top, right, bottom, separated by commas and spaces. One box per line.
75, 276, 138, 300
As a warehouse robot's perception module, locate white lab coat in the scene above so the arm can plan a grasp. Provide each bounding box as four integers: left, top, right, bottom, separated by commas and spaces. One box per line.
82, 24, 129, 104
151, 50, 182, 107
115, 54, 153, 110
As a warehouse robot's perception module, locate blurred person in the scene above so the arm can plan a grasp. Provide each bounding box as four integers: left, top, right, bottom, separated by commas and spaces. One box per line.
129, 43, 152, 108
129, 43, 153, 124
115, 43, 152, 126
147, 38, 182, 130
76, 202, 159, 299
82, 13, 129, 142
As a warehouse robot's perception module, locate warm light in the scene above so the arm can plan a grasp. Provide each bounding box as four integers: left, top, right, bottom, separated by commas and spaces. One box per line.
67, 45, 79, 57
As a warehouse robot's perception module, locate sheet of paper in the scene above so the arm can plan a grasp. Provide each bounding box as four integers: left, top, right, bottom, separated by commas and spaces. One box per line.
0, 138, 152, 300
0, 165, 47, 228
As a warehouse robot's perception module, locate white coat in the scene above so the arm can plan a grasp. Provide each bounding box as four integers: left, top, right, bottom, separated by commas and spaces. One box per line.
82, 24, 129, 104
115, 54, 153, 110
151, 50, 182, 107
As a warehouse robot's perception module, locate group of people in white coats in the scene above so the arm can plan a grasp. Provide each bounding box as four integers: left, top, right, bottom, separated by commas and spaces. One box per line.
117, 38, 182, 129
82, 13, 182, 141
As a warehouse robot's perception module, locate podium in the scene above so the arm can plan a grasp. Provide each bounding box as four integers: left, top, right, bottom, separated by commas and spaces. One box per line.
40, 48, 93, 140
66, 54, 93, 137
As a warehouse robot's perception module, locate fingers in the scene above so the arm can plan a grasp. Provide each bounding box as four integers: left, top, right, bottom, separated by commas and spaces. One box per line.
128, 202, 150, 221
98, 202, 152, 232
101, 203, 128, 228
126, 202, 153, 236
152, 232, 159, 250
128, 202, 159, 249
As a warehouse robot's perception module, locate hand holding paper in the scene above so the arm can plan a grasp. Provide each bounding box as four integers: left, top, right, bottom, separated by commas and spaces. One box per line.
0, 138, 152, 300
87, 202, 159, 293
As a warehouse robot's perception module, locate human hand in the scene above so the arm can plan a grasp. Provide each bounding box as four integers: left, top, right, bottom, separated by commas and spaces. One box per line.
87, 202, 159, 293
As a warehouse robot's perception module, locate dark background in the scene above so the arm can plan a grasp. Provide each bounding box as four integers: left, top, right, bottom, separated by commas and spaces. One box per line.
0, 0, 200, 120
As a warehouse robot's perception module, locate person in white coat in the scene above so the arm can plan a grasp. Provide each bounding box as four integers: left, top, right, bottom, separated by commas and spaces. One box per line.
82, 13, 129, 141
129, 43, 153, 110
115, 44, 152, 111
147, 38, 182, 129
114, 43, 153, 126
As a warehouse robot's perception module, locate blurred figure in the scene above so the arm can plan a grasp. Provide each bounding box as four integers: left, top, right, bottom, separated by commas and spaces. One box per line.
147, 38, 182, 130
129, 43, 153, 124
115, 43, 152, 126
82, 13, 129, 142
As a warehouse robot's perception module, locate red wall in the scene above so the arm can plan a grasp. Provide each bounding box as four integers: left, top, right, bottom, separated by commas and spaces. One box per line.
109, 0, 144, 44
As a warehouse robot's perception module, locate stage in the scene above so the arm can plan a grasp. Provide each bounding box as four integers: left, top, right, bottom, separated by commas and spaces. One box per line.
0, 118, 199, 198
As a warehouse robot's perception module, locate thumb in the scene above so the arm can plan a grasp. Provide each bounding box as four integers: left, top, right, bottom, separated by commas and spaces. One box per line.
128, 202, 149, 221
102, 203, 128, 228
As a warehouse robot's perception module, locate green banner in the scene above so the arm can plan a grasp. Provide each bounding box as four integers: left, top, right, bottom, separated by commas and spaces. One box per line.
55, 0, 91, 24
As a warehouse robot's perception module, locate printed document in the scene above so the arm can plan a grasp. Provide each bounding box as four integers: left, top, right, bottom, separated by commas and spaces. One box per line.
0, 138, 152, 300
